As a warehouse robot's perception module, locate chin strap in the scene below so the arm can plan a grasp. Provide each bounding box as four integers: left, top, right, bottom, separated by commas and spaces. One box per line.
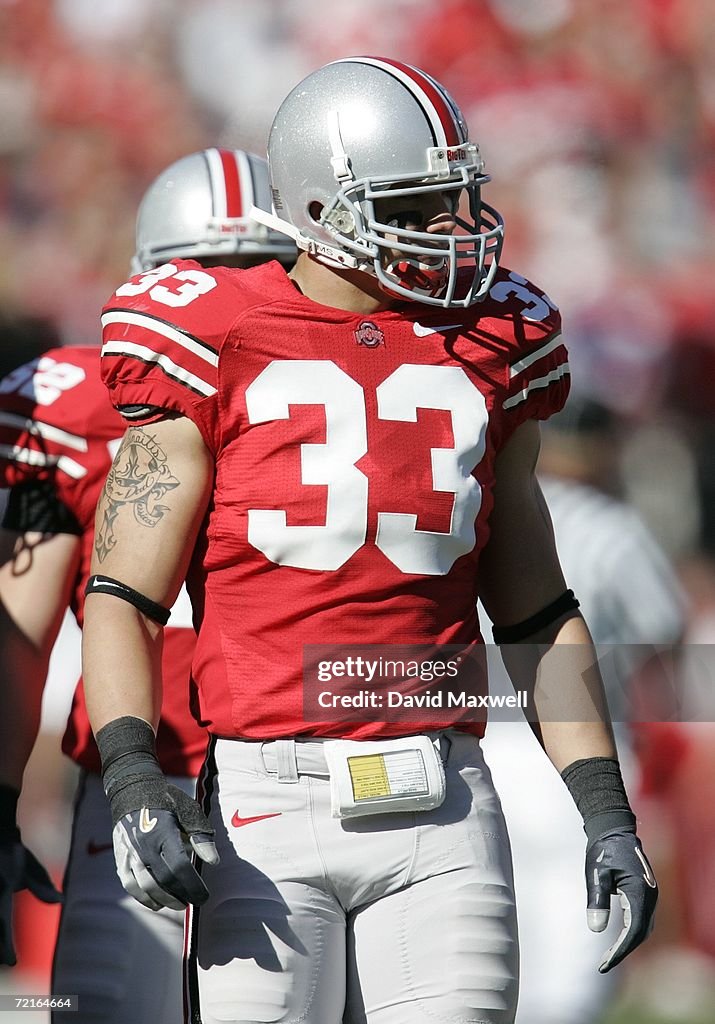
251, 201, 447, 300
249, 205, 301, 244
249, 206, 362, 271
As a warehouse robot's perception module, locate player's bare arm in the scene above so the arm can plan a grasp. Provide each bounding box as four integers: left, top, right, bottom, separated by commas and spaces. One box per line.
83, 414, 212, 732
479, 418, 617, 767
81, 413, 218, 913
0, 528, 80, 789
0, 525, 72, 962
480, 417, 656, 972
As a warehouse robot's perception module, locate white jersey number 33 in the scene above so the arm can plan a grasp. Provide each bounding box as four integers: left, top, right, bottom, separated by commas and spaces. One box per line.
245, 360, 488, 576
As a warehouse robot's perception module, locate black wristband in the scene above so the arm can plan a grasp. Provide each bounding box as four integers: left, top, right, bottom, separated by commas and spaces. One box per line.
561, 757, 637, 846
95, 716, 174, 826
95, 715, 165, 808
0, 784, 20, 830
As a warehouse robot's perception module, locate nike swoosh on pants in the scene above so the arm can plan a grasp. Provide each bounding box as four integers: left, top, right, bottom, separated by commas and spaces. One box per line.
231, 811, 282, 828
86, 841, 113, 856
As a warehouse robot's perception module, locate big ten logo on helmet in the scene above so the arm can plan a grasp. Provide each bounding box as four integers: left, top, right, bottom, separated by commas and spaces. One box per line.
209, 219, 253, 237
354, 321, 385, 348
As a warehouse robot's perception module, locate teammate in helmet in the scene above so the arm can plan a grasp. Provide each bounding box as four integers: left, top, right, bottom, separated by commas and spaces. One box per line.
133, 147, 295, 273
84, 59, 657, 1024
0, 150, 294, 1023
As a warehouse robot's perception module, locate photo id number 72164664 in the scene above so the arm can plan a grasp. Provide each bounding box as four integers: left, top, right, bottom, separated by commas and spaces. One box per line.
0, 995, 77, 1012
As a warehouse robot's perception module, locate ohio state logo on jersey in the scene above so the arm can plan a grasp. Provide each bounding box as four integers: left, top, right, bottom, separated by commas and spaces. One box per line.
355, 321, 384, 348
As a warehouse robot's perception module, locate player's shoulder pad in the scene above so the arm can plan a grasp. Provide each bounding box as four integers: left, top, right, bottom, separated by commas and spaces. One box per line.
100, 260, 265, 446
100, 259, 262, 404
101, 258, 260, 354
466, 267, 569, 427
0, 345, 121, 434
467, 266, 562, 355
0, 345, 124, 488
469, 266, 565, 377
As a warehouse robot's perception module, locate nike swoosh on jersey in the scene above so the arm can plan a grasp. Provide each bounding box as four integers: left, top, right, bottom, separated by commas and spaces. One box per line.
231, 811, 282, 828
412, 322, 463, 337
86, 840, 114, 856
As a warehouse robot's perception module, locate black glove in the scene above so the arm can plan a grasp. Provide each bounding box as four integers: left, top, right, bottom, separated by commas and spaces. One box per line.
562, 756, 658, 972
97, 716, 218, 912
585, 828, 658, 973
112, 780, 219, 912
0, 784, 62, 967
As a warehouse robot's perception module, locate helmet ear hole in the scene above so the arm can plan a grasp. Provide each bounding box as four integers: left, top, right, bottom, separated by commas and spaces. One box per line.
308, 201, 324, 224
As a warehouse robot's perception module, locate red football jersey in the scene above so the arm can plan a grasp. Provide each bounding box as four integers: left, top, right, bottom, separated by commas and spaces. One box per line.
100, 261, 569, 740
0, 346, 206, 776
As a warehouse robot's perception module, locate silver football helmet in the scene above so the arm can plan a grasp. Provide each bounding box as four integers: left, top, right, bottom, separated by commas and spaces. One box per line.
133, 148, 296, 273
251, 56, 504, 307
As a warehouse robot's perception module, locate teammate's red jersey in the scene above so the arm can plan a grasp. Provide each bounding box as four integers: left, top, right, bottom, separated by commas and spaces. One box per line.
100, 261, 569, 740
0, 346, 206, 776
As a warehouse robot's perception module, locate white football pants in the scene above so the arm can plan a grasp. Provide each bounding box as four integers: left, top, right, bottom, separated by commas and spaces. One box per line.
187, 731, 518, 1024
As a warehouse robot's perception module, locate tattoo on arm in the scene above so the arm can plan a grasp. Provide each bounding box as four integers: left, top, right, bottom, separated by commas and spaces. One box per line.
95, 429, 179, 562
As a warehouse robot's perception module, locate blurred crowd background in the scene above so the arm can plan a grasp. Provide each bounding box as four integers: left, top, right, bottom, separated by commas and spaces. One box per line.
1, 1, 715, 1022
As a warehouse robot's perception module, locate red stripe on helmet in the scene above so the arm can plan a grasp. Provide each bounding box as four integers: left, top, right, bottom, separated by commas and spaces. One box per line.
365, 57, 463, 147
218, 149, 243, 218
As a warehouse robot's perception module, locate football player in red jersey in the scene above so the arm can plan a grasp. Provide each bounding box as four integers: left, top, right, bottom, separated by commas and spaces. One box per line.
83, 59, 658, 1024
0, 149, 294, 1022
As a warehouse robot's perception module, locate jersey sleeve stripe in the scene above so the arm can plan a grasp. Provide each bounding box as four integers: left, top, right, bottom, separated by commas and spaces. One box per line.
101, 342, 217, 398
101, 310, 219, 365
0, 412, 88, 453
502, 362, 571, 410
508, 330, 564, 379
0, 443, 87, 479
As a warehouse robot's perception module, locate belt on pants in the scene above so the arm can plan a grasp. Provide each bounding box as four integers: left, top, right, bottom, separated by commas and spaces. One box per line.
259, 734, 452, 784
